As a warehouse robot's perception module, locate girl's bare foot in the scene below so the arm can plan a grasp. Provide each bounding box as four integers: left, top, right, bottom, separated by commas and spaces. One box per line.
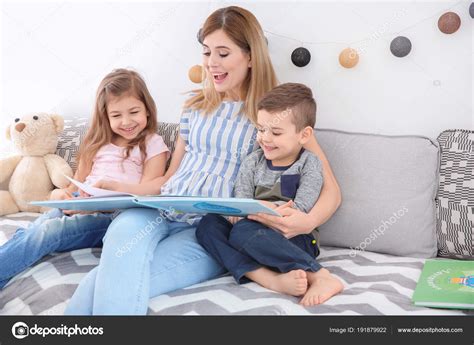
300, 268, 343, 306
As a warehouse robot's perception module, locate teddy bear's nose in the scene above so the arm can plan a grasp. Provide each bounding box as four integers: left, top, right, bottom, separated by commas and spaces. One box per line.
15, 123, 26, 132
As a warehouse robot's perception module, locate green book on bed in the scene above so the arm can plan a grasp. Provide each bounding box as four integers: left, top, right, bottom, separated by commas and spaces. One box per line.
412, 259, 474, 310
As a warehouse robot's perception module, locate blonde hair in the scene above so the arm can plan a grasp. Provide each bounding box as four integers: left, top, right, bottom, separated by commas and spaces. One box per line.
78, 68, 158, 173
185, 6, 278, 123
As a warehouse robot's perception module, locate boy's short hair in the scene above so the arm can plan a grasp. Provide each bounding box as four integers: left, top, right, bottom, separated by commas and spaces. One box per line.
257, 83, 316, 131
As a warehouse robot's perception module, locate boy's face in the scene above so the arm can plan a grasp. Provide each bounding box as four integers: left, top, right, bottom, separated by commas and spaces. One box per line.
256, 109, 310, 166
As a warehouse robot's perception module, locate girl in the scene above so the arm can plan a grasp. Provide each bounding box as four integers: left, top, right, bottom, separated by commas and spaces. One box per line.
65, 6, 342, 315
0, 68, 169, 289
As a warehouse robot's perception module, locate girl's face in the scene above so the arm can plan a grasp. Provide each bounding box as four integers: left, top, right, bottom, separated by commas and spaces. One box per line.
107, 95, 148, 146
202, 29, 251, 100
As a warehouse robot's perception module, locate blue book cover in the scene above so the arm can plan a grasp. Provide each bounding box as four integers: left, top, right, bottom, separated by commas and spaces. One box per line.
30, 196, 281, 216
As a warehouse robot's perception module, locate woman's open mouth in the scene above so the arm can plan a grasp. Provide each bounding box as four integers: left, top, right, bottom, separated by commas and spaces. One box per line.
213, 72, 228, 84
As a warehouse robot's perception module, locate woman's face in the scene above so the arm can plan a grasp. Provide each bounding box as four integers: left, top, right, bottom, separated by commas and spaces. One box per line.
202, 29, 251, 100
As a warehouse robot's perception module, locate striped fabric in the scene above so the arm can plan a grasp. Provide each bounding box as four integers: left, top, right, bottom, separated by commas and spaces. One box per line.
161, 101, 257, 224
436, 129, 474, 259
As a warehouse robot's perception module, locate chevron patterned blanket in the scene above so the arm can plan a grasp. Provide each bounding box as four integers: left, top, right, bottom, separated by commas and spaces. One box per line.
0, 212, 471, 315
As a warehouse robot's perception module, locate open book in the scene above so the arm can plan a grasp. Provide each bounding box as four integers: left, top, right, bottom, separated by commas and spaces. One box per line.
412, 259, 474, 310
30, 177, 281, 217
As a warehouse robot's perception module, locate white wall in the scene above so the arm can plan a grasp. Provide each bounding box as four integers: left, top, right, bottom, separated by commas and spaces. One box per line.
1, 0, 472, 157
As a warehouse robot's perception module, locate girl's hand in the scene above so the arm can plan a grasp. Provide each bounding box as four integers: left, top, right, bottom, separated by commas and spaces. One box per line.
93, 179, 120, 191
50, 188, 73, 200
248, 201, 314, 239
78, 189, 91, 198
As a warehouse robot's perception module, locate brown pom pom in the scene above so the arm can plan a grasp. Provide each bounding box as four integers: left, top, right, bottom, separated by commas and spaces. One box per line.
438, 12, 461, 34
339, 48, 359, 68
188, 65, 203, 84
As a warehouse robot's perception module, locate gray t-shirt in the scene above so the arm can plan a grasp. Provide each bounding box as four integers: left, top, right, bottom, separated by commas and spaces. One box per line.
234, 148, 323, 213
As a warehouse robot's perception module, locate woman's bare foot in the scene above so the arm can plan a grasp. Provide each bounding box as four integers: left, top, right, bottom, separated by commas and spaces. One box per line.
247, 268, 308, 297
300, 268, 343, 306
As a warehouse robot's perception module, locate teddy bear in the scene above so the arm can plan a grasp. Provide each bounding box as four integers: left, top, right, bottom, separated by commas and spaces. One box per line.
0, 113, 73, 215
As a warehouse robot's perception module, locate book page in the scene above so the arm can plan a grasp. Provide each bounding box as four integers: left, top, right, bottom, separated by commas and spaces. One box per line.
64, 175, 133, 198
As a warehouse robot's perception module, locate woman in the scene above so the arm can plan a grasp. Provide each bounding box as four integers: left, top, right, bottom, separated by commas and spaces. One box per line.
65, 6, 341, 315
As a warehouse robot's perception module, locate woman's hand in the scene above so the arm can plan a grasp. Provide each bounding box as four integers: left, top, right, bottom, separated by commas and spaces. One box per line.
150, 176, 169, 194
248, 201, 315, 239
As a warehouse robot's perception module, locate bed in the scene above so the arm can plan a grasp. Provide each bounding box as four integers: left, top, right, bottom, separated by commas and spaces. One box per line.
0, 212, 470, 315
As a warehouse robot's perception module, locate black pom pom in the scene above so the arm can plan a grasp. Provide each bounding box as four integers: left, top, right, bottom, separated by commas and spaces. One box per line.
291, 47, 311, 67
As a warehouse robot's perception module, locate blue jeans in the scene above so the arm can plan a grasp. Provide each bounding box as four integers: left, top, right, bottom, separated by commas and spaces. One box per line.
64, 208, 226, 315
196, 214, 321, 284
0, 208, 111, 289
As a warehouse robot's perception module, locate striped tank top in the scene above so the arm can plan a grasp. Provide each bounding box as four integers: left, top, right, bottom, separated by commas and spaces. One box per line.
161, 101, 258, 224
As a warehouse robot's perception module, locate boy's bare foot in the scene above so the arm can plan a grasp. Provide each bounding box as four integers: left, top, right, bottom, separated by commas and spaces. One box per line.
245, 268, 308, 297
300, 268, 343, 307
267, 269, 308, 297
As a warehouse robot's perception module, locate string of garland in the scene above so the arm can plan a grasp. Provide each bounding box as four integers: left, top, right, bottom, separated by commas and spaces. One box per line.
189, 4, 472, 82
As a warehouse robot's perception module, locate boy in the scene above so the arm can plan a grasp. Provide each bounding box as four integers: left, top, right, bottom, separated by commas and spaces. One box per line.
196, 83, 343, 306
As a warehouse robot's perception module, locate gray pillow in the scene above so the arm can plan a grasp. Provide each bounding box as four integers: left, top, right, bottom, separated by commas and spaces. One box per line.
316, 129, 439, 258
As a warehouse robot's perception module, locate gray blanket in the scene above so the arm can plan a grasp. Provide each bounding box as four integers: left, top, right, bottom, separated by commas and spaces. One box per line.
0, 212, 471, 315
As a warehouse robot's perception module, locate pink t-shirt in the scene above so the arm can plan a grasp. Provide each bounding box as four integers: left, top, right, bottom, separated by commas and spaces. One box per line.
85, 134, 169, 185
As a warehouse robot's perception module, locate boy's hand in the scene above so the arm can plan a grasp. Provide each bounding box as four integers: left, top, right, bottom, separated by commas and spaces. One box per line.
228, 216, 242, 224
258, 200, 278, 210
274, 200, 295, 213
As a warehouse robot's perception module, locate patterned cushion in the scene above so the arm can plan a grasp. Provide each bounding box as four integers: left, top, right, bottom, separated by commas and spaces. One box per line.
56, 117, 89, 171
56, 117, 179, 171
436, 130, 474, 259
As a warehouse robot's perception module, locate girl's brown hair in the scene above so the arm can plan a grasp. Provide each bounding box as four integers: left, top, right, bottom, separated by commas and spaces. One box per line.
184, 6, 278, 123
78, 68, 158, 174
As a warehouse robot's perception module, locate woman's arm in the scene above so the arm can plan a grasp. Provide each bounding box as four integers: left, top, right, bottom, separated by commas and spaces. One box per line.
162, 134, 186, 180
248, 135, 341, 237
303, 135, 342, 226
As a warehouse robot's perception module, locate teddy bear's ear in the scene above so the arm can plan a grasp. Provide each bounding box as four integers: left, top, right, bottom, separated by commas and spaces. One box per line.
5, 125, 11, 141
50, 114, 65, 133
